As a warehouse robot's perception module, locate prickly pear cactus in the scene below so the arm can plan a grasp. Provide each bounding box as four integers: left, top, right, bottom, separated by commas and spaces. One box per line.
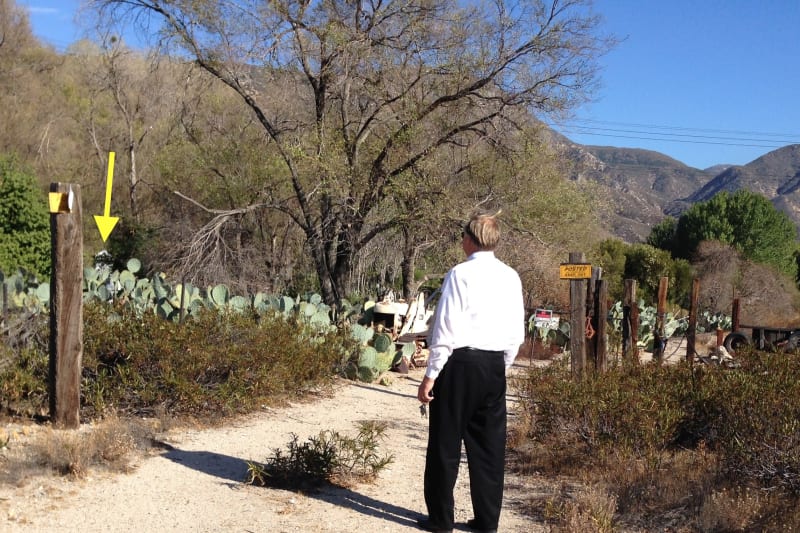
373, 332, 393, 353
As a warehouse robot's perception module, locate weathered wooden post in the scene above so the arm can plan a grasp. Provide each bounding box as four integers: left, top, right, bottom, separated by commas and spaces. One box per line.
48, 183, 83, 429
687, 278, 700, 363
731, 298, 740, 332
1, 278, 6, 326
595, 276, 608, 372
585, 266, 608, 373
652, 277, 669, 362
622, 279, 638, 363
567, 252, 587, 379
585, 267, 598, 371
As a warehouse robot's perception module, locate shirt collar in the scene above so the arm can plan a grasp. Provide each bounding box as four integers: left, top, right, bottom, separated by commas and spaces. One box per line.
467, 250, 496, 261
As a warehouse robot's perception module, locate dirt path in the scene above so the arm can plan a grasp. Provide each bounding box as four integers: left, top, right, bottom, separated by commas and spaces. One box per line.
1, 365, 545, 532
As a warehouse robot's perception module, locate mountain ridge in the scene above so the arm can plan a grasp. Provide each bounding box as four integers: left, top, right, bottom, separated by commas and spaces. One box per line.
560, 139, 800, 242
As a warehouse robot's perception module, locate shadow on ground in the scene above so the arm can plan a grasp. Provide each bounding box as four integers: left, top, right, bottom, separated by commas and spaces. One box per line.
162, 447, 428, 529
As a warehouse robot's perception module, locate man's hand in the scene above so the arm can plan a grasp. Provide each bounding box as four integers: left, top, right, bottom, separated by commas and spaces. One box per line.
417, 376, 435, 404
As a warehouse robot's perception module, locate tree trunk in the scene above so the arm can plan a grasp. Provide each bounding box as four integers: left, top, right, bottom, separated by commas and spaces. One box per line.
400, 225, 417, 301
401, 253, 415, 302
306, 223, 358, 307
309, 239, 337, 306
128, 140, 138, 221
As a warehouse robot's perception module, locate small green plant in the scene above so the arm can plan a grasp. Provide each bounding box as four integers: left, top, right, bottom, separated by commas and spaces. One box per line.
245, 420, 394, 490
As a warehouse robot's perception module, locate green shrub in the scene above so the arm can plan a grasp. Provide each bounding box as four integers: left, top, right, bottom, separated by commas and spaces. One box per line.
246, 420, 393, 490
0, 156, 50, 280
703, 350, 800, 492
514, 354, 800, 494
80, 303, 355, 418
0, 345, 49, 416
1, 302, 356, 421
517, 362, 689, 455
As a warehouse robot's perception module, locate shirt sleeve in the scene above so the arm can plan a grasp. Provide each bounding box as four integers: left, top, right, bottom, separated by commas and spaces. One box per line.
424, 270, 465, 379
503, 273, 526, 369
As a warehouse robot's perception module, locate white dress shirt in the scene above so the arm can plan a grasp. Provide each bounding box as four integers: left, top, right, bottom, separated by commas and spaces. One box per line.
425, 251, 525, 379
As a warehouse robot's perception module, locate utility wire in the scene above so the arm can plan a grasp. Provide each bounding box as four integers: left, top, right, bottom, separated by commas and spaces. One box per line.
549, 119, 800, 148
564, 118, 800, 139
558, 130, 790, 149
562, 125, 799, 145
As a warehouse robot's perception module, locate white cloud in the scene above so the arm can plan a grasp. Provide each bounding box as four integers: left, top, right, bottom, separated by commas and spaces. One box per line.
27, 7, 59, 14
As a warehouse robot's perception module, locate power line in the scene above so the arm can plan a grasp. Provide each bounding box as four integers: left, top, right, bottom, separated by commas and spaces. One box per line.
549, 119, 800, 148
557, 129, 790, 149
562, 125, 799, 145
566, 118, 800, 139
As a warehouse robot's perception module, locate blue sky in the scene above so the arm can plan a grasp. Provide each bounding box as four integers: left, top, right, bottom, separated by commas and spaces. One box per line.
18, 0, 800, 170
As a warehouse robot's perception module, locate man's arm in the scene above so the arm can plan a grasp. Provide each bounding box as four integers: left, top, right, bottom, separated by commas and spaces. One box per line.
418, 376, 435, 404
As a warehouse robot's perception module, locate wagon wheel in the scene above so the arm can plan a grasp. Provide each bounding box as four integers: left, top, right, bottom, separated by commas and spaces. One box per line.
723, 331, 750, 354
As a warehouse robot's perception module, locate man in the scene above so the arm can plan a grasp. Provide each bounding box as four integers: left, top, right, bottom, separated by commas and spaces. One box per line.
417, 212, 525, 533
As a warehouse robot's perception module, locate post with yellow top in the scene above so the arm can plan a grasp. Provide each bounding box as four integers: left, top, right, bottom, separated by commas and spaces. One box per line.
566, 252, 587, 379
48, 182, 83, 429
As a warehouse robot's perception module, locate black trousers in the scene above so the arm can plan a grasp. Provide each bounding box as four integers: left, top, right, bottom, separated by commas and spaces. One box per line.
424, 347, 507, 530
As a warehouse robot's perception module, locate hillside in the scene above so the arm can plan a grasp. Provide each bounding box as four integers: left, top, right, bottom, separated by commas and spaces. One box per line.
688, 144, 800, 225
560, 141, 800, 242
563, 144, 715, 241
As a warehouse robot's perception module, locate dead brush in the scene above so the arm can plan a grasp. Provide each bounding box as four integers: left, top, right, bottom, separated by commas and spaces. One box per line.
557, 484, 617, 533
697, 487, 769, 531
6, 415, 153, 482
245, 420, 394, 490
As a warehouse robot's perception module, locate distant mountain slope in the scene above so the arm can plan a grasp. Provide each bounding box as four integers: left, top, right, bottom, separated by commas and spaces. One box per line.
689, 144, 800, 201
558, 140, 800, 243
564, 145, 715, 241
687, 144, 800, 226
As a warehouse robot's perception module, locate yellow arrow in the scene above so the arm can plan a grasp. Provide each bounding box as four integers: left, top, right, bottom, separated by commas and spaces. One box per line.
93, 151, 120, 242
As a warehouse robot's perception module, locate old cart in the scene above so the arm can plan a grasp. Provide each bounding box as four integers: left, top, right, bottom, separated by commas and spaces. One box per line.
723, 324, 800, 353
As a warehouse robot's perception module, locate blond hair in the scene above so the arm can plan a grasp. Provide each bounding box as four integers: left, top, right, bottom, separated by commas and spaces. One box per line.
463, 211, 502, 250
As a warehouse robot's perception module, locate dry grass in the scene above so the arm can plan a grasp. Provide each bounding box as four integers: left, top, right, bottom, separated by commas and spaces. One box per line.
0, 415, 158, 485
508, 352, 800, 532
544, 483, 617, 533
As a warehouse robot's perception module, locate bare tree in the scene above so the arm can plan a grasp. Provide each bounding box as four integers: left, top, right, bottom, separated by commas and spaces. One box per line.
92, 0, 611, 305
0, 0, 63, 166
74, 33, 194, 223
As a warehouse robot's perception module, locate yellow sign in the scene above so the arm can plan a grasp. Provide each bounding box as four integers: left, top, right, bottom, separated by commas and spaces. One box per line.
559, 263, 592, 279
48, 192, 66, 213
48, 187, 74, 214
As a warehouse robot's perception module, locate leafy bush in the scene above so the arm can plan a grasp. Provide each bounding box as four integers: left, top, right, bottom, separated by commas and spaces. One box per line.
515, 362, 690, 455
245, 420, 394, 490
0, 156, 50, 280
1, 302, 356, 421
590, 239, 692, 306
703, 350, 800, 492
510, 352, 800, 529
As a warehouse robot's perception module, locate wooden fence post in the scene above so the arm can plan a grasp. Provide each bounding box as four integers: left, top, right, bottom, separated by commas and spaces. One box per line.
687, 278, 699, 363
1, 278, 6, 328
595, 277, 608, 372
49, 183, 83, 429
585, 267, 598, 372
569, 252, 586, 379
584, 266, 608, 373
622, 279, 638, 363
652, 277, 669, 362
